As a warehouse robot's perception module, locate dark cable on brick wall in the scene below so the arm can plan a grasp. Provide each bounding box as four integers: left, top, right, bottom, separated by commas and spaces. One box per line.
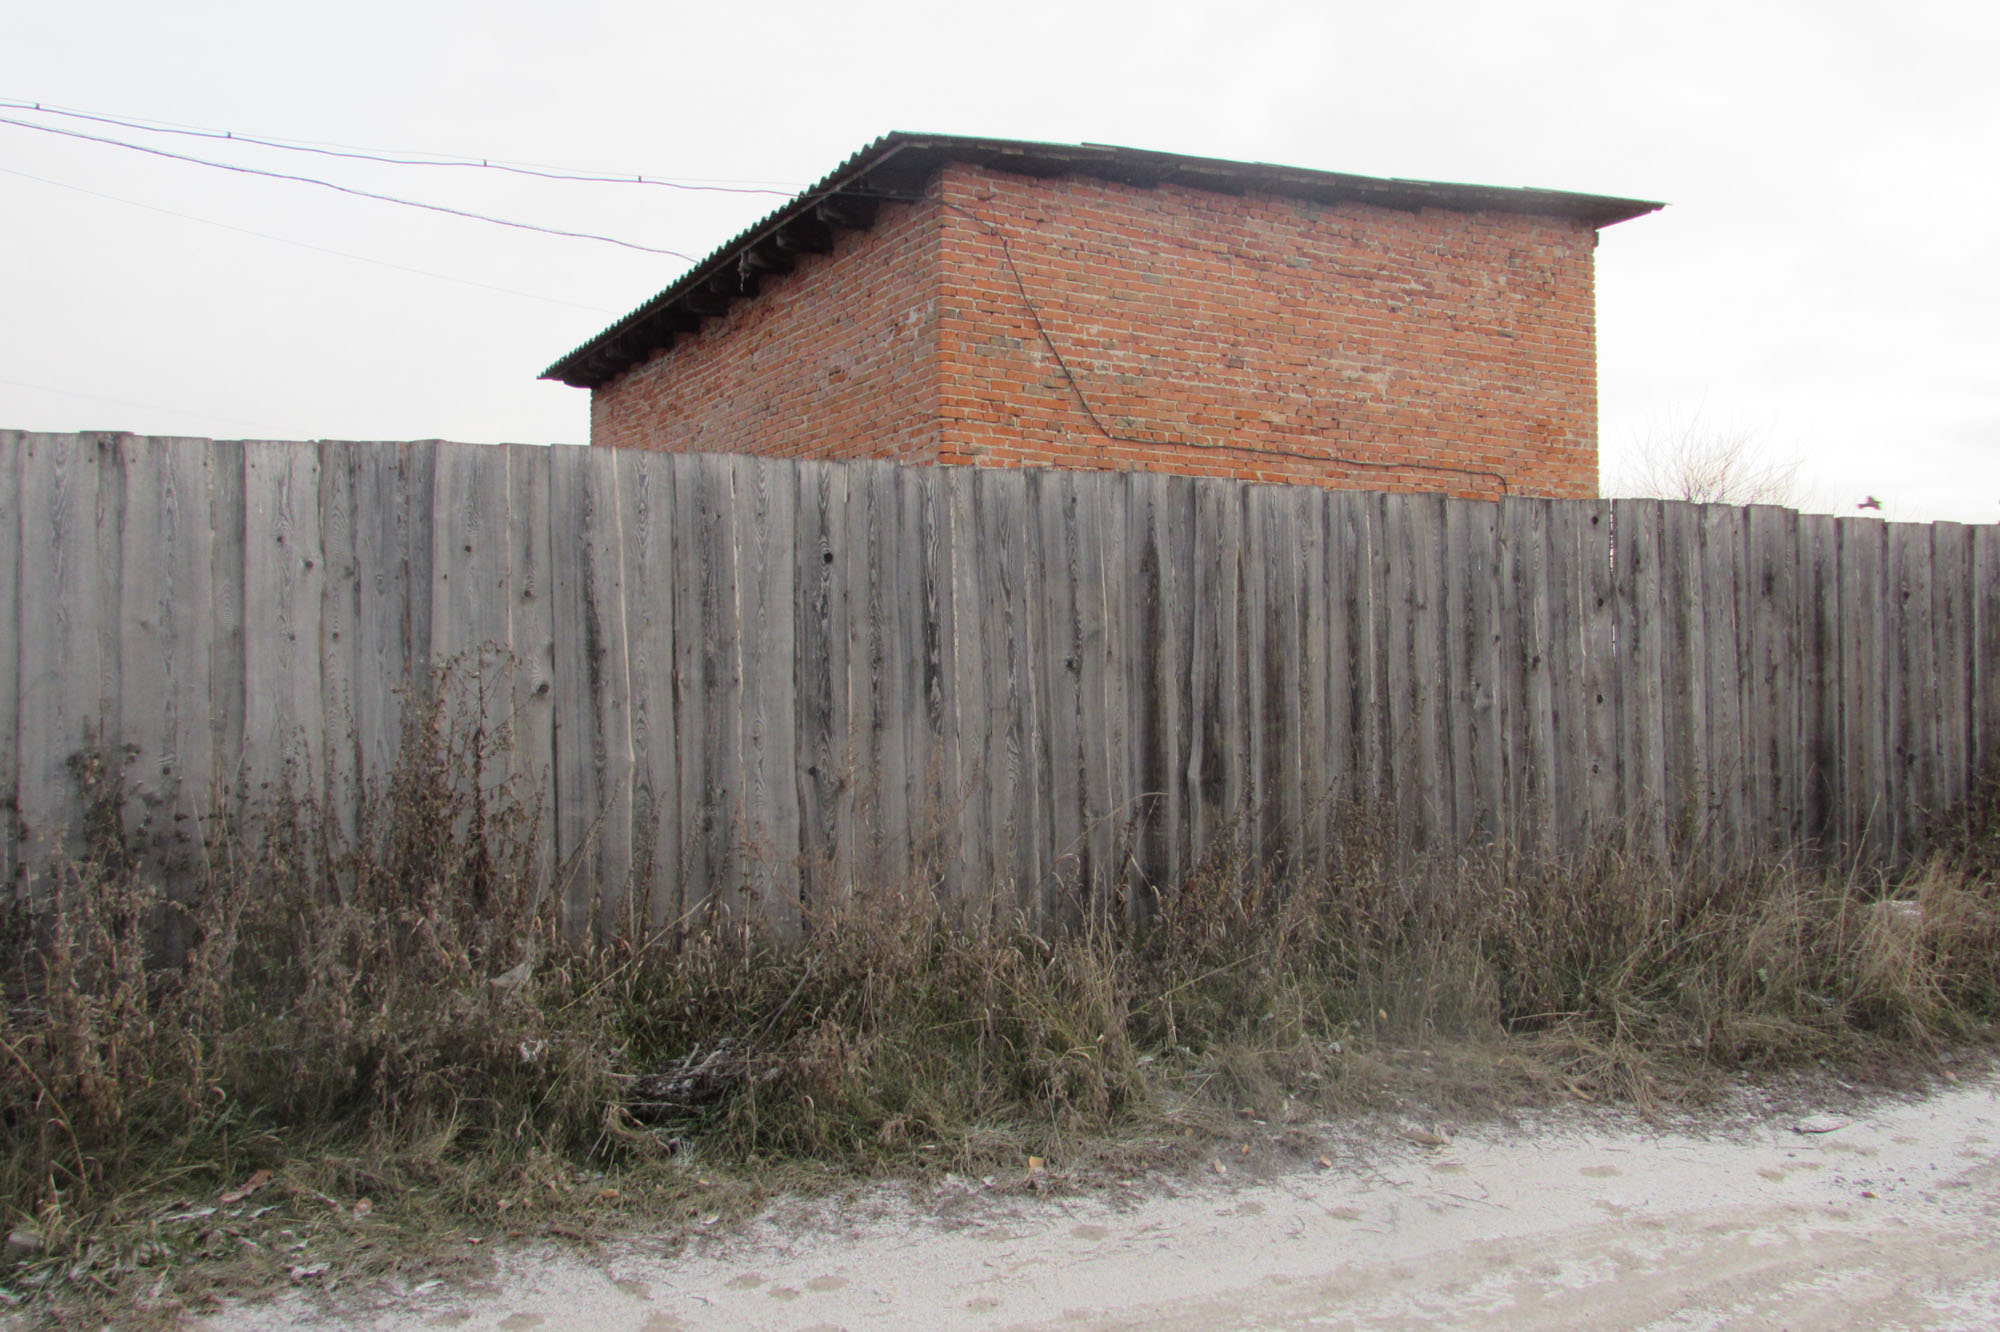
875, 191, 1512, 497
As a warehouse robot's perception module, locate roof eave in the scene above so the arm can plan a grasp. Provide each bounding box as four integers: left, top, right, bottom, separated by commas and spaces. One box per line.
541, 133, 1663, 390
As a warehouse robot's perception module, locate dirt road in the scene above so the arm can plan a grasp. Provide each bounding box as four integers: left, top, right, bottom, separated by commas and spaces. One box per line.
210, 1076, 2000, 1331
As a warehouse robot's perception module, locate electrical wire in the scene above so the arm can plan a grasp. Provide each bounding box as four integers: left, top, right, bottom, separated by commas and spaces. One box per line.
0, 164, 619, 314
0, 98, 802, 196
0, 374, 294, 435
915, 194, 1511, 496
0, 115, 699, 259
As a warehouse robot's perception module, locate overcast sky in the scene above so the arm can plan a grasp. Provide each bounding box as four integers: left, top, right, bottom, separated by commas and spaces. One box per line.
3, 0, 1994, 523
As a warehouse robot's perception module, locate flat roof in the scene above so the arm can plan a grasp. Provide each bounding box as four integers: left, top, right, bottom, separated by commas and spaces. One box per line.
543, 132, 1664, 390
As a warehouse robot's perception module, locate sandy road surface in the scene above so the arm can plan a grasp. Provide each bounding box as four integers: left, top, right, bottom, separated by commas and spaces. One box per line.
209, 1077, 2000, 1332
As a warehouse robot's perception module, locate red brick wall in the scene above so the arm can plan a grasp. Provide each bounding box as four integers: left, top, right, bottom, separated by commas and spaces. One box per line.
590, 194, 944, 461
931, 164, 1599, 499
592, 164, 1601, 500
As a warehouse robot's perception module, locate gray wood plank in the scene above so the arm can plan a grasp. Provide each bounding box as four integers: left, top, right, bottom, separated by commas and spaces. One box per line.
0, 433, 19, 895
904, 466, 951, 895
1614, 500, 1667, 858
429, 442, 516, 804
674, 453, 743, 928
1930, 523, 1973, 818
1505, 498, 1554, 854
1296, 486, 1332, 872
1409, 494, 1447, 851
843, 460, 908, 895
615, 449, 682, 935
1032, 469, 1085, 926
1162, 475, 1198, 895
1187, 477, 1247, 867
1888, 522, 1937, 860
549, 443, 633, 940
1580, 501, 1620, 844
974, 467, 1039, 921
1658, 502, 1708, 855
240, 442, 325, 808
116, 436, 217, 880
16, 434, 109, 878
1122, 470, 1173, 912
1073, 470, 1123, 922
1837, 519, 1889, 862
734, 453, 801, 941
1442, 498, 1479, 847
1744, 505, 1801, 852
1699, 505, 1747, 860
1544, 501, 1589, 852
794, 460, 851, 921
503, 444, 558, 905
317, 442, 364, 846
1382, 494, 1421, 852
1797, 514, 1841, 856
1975, 525, 2000, 780
941, 464, 990, 915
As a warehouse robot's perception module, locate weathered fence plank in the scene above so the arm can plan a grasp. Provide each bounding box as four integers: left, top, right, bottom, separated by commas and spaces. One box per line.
615, 449, 681, 933
1700, 505, 1748, 859
1579, 501, 1619, 841
0, 433, 19, 894
1889, 522, 1937, 859
504, 444, 558, 899
1932, 522, 1973, 818
736, 452, 801, 940
549, 443, 632, 939
1976, 525, 2000, 778
6, 434, 1997, 933
793, 460, 848, 918
115, 436, 216, 870
1658, 501, 1707, 852
17, 434, 108, 873
1798, 514, 1841, 851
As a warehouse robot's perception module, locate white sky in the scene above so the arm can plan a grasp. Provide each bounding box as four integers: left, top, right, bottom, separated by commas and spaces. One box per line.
2, 0, 1995, 523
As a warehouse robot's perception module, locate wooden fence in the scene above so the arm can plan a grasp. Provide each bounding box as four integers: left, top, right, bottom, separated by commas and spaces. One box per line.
4, 431, 1997, 936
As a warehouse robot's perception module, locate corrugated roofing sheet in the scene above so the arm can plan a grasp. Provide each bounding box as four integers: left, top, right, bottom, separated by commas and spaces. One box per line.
541, 132, 1663, 390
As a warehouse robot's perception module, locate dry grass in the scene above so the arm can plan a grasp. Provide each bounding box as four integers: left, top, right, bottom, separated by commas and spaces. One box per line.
3, 677, 1997, 1325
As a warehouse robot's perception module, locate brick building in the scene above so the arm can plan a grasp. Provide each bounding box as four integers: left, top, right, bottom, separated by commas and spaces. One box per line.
544, 134, 1659, 499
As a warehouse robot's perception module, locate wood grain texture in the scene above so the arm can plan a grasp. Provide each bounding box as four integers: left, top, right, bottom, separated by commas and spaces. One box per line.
505, 444, 559, 902
1975, 526, 2000, 778
615, 449, 681, 933
735, 452, 801, 940
1838, 520, 1889, 861
549, 443, 632, 940
7, 434, 1994, 928
0, 434, 19, 895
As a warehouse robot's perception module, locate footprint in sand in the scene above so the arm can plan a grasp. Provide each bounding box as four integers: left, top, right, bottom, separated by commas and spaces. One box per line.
611, 1278, 650, 1300
1071, 1223, 1110, 1242
726, 1273, 766, 1290
966, 1296, 1003, 1313
1580, 1165, 1621, 1178
769, 1287, 802, 1302
636, 1315, 687, 1332
498, 1317, 546, 1331
805, 1275, 848, 1292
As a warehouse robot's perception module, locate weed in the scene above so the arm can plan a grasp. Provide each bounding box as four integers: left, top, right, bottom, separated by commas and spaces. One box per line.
2, 689, 1996, 1326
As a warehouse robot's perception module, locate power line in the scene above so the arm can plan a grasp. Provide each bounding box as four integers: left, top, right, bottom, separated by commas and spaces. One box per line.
0, 374, 295, 435
0, 115, 699, 260
0, 164, 618, 314
0, 98, 803, 196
